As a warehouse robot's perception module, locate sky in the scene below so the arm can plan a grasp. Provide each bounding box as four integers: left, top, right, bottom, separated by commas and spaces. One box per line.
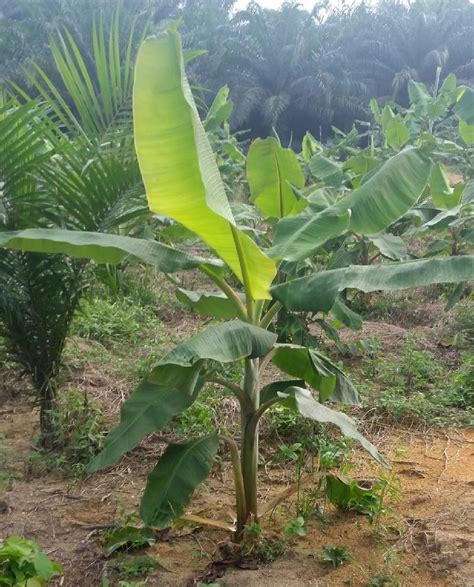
234, 0, 318, 8
233, 0, 379, 9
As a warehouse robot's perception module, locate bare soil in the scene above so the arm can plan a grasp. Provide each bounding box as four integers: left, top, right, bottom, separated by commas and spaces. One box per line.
1, 300, 473, 587
1, 395, 473, 586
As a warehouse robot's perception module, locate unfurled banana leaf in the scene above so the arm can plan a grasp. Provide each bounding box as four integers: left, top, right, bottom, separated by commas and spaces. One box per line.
133, 31, 276, 299
270, 148, 430, 261
270, 209, 350, 262
368, 233, 407, 260
331, 298, 363, 330
155, 320, 277, 368
272, 256, 474, 312
333, 147, 431, 234
247, 137, 304, 219
87, 364, 204, 472
454, 87, 474, 125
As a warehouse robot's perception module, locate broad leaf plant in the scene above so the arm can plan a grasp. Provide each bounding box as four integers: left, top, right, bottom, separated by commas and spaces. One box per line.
1, 31, 473, 540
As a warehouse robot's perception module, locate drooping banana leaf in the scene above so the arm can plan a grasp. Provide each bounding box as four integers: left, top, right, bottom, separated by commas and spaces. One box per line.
87, 320, 276, 472
270, 148, 430, 261
272, 256, 474, 312
0, 229, 220, 273
87, 364, 204, 472
156, 319, 277, 368
272, 344, 359, 404
140, 435, 220, 527
285, 387, 388, 467
333, 147, 431, 234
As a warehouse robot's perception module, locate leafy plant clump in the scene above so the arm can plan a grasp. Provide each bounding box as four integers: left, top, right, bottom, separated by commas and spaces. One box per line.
28, 388, 105, 476
241, 523, 286, 564
320, 545, 352, 568
0, 535, 62, 586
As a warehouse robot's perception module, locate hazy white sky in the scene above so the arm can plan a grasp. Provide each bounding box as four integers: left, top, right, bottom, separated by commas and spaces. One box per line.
233, 0, 378, 9
234, 0, 318, 9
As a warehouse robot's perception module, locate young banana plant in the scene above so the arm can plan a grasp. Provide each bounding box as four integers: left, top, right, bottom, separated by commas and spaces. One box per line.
1, 30, 473, 540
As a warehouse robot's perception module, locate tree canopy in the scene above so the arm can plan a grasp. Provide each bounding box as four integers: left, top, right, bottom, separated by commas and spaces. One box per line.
1, 0, 473, 142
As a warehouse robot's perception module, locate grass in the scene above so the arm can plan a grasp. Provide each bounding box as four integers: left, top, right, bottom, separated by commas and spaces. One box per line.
356, 332, 473, 427
28, 387, 105, 476
70, 297, 161, 348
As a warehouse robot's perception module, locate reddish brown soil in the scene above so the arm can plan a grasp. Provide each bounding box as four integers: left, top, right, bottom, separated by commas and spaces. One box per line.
1, 394, 473, 587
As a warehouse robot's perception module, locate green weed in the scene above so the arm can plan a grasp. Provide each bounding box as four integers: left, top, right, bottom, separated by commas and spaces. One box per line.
28, 388, 105, 476
320, 545, 351, 568
284, 516, 306, 540
71, 297, 161, 348
0, 535, 62, 585
103, 526, 156, 557
241, 522, 286, 564
110, 554, 158, 577
361, 334, 473, 427
93, 265, 160, 309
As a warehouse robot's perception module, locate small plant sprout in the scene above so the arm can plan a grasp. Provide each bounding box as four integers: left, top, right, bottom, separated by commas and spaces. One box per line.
284, 516, 307, 540
321, 545, 351, 568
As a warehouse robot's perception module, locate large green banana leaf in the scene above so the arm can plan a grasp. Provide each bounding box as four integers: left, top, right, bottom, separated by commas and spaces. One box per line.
0, 229, 220, 272
272, 256, 474, 312
270, 209, 350, 261
247, 137, 304, 219
270, 148, 430, 261
133, 31, 276, 299
140, 435, 220, 527
454, 87, 474, 125
155, 319, 277, 368
333, 147, 431, 234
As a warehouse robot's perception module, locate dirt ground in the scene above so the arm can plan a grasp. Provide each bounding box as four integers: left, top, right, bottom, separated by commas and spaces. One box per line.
1, 393, 473, 587
1, 295, 473, 587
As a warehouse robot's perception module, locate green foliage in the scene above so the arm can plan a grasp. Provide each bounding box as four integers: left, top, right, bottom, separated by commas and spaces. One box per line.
320, 545, 351, 568
93, 265, 160, 309
173, 387, 223, 439
110, 554, 157, 578
241, 523, 286, 564
2, 25, 472, 549
361, 334, 473, 426
284, 516, 306, 541
28, 388, 105, 475
103, 526, 156, 557
441, 301, 474, 348
325, 474, 381, 517
0, 535, 62, 586
70, 297, 159, 348
451, 354, 474, 409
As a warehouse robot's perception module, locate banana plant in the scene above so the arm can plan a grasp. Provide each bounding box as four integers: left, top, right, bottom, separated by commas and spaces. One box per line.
1, 30, 473, 540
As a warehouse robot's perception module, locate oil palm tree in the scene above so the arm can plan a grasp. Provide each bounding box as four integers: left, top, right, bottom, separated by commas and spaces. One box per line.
0, 9, 148, 445
349, 0, 474, 104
